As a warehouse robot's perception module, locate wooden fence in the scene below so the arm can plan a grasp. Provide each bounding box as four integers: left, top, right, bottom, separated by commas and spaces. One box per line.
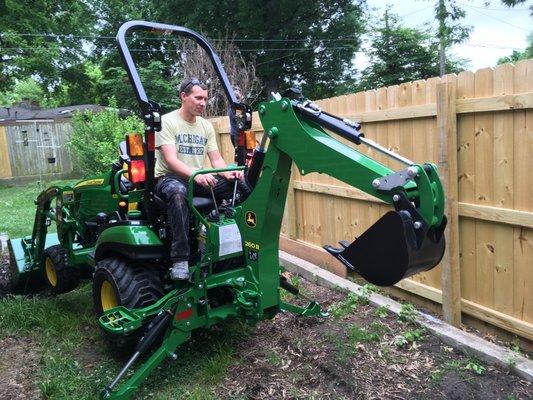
0, 121, 73, 181
210, 60, 533, 340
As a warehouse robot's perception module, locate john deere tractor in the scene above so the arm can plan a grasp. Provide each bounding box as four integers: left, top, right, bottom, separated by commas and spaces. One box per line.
4, 21, 447, 399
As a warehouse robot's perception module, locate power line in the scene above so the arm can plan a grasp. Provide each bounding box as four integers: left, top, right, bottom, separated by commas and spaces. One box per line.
1, 32, 363, 43
0, 44, 363, 53
399, 5, 434, 18
461, 4, 531, 31
456, 2, 531, 12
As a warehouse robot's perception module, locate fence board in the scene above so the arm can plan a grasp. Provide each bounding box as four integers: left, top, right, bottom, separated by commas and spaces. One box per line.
0, 126, 12, 178
473, 68, 495, 310
492, 64, 515, 316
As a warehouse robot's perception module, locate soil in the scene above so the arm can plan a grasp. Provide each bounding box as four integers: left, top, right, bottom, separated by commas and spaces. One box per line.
0, 336, 42, 400
0, 250, 13, 296
214, 276, 532, 400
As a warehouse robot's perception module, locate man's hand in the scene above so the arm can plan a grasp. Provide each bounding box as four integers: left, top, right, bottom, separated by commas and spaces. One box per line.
194, 173, 217, 188
219, 170, 244, 181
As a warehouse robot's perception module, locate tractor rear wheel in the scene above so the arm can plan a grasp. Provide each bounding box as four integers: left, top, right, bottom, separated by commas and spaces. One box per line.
92, 257, 164, 357
43, 245, 79, 294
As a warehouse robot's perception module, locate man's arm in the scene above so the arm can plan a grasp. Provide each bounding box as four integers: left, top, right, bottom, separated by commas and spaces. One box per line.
160, 144, 216, 187
208, 150, 243, 180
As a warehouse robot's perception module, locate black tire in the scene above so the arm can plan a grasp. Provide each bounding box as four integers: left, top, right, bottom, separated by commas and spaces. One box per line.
43, 245, 79, 294
92, 257, 164, 357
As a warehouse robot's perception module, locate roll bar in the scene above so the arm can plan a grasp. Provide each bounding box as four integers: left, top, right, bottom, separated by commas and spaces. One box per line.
116, 20, 252, 132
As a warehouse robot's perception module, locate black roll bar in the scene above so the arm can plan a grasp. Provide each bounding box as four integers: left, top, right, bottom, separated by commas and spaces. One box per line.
116, 20, 252, 131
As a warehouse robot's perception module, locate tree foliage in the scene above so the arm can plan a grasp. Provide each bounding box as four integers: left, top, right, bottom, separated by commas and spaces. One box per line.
176, 37, 263, 117
0, 78, 45, 107
69, 98, 144, 176
0, 0, 96, 94
156, 0, 367, 100
357, 9, 466, 91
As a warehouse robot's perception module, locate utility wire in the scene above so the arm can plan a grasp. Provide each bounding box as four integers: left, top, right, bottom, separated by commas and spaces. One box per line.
398, 5, 434, 18
1, 40, 524, 54
461, 4, 531, 31
456, 2, 531, 12
1, 32, 364, 43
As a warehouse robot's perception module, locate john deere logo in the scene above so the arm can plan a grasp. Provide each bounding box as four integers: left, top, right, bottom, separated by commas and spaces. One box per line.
245, 211, 257, 227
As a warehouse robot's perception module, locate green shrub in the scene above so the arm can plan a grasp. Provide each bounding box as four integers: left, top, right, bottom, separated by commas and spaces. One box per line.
69, 98, 143, 176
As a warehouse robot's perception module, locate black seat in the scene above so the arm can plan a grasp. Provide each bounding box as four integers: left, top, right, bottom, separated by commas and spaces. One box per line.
192, 197, 215, 212
152, 194, 214, 214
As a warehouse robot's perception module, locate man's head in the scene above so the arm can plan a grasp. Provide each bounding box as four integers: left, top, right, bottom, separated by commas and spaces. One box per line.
233, 86, 242, 101
179, 78, 208, 118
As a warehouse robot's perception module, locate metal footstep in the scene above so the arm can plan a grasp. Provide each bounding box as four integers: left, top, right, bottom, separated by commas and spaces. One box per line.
99, 306, 142, 334
324, 211, 446, 286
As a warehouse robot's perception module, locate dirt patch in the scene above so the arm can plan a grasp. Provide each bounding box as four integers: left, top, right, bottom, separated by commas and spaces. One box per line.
0, 250, 13, 296
73, 333, 107, 374
214, 276, 532, 400
0, 336, 42, 400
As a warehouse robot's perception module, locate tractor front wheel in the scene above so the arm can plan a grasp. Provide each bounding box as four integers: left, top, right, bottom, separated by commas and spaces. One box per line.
43, 245, 79, 294
92, 257, 164, 357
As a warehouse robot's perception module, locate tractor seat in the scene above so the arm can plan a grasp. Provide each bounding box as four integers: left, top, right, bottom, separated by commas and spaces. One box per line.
152, 194, 215, 214
192, 197, 215, 212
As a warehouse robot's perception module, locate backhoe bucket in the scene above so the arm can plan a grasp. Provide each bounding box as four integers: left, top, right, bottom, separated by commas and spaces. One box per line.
325, 211, 446, 286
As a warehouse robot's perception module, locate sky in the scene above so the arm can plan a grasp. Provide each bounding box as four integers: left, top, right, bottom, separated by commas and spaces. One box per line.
358, 0, 532, 71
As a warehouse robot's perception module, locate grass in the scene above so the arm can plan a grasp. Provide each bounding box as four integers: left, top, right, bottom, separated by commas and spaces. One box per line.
430, 357, 487, 384
329, 284, 376, 319
0, 281, 250, 399
0, 179, 77, 238
397, 303, 418, 324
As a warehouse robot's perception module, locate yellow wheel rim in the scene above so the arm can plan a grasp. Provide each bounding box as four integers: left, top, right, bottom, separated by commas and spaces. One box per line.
45, 257, 57, 287
101, 280, 119, 311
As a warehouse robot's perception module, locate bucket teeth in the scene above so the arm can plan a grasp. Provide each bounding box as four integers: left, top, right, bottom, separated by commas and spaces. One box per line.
324, 211, 446, 286
338, 240, 350, 249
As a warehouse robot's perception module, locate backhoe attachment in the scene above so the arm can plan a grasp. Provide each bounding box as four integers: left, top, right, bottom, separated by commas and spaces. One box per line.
255, 95, 448, 287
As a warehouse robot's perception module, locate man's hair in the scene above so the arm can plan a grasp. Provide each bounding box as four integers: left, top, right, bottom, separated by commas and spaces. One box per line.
233, 85, 242, 100
179, 78, 208, 94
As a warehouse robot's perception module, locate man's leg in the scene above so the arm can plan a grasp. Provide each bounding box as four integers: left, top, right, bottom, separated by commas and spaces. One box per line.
193, 176, 237, 205
155, 175, 190, 280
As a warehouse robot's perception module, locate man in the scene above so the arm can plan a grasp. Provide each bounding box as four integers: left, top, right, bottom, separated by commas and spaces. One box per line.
155, 78, 243, 280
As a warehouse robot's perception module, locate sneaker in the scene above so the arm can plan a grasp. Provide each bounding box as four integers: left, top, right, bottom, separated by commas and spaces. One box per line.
170, 261, 189, 281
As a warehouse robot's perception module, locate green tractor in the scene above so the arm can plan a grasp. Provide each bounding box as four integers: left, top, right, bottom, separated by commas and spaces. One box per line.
4, 21, 447, 399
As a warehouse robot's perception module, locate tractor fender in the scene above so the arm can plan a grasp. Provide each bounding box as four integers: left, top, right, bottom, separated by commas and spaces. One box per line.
94, 224, 165, 263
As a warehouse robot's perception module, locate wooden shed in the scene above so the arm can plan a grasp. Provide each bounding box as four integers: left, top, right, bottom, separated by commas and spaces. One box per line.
0, 102, 106, 183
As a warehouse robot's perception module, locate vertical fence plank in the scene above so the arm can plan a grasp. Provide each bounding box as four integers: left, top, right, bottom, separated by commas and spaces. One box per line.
0, 126, 13, 178
513, 59, 533, 322
456, 71, 477, 302
437, 81, 461, 327
492, 64, 515, 316
474, 68, 495, 309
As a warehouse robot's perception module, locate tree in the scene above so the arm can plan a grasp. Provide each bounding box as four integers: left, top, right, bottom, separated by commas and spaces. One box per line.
433, 0, 472, 76
155, 0, 366, 100
100, 60, 182, 113
176, 36, 263, 117
0, 78, 45, 107
69, 98, 144, 176
357, 9, 466, 91
0, 0, 97, 93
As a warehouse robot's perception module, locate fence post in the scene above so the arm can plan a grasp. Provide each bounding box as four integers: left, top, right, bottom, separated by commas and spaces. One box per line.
285, 163, 298, 239
437, 81, 461, 327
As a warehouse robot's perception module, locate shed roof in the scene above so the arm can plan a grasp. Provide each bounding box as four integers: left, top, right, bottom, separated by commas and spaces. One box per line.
0, 104, 108, 124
